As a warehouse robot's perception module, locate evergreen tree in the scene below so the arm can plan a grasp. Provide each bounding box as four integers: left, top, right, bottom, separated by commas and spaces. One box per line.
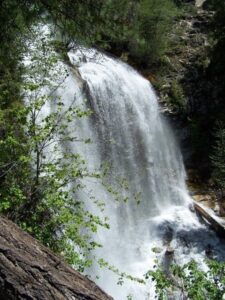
205, 0, 225, 98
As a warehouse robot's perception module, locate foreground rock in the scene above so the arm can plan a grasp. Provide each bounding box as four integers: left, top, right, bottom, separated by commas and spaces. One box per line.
0, 216, 113, 300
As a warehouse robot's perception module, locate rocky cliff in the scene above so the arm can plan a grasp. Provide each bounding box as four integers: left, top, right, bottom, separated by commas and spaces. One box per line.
0, 216, 113, 300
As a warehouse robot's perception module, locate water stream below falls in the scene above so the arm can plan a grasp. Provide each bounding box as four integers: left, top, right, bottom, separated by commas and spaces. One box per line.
54, 48, 224, 299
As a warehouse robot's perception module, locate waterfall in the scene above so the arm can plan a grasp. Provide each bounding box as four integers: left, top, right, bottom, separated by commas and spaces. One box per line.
51, 48, 224, 299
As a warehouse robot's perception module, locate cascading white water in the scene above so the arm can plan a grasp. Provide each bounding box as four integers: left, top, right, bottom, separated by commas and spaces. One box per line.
52, 48, 224, 299
51, 48, 224, 299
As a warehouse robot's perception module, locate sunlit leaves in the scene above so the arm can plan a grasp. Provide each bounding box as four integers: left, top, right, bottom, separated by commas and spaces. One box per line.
148, 259, 225, 300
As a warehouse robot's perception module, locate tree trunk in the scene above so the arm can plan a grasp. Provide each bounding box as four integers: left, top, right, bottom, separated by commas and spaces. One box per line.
0, 216, 113, 300
194, 203, 225, 238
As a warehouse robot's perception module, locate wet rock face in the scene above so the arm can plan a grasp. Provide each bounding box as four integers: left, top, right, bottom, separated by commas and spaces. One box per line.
158, 222, 174, 245
157, 3, 213, 171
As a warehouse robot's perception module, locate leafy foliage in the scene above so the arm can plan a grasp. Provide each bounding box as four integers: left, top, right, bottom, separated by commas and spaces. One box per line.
145, 267, 171, 299
148, 259, 225, 300
0, 29, 110, 270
